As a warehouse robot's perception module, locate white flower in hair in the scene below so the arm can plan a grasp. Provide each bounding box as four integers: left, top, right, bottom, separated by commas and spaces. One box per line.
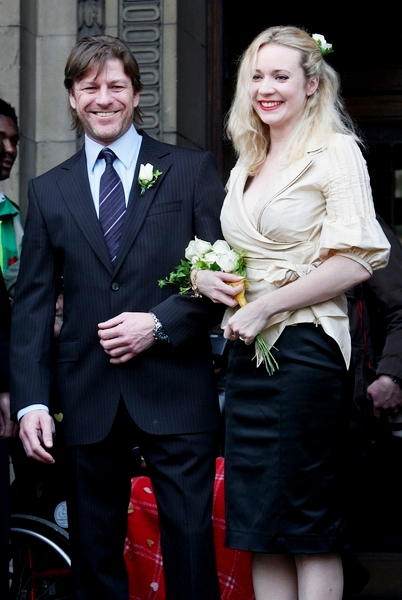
312, 33, 333, 55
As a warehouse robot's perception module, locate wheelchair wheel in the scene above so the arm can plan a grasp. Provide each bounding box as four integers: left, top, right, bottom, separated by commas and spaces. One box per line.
9, 513, 72, 600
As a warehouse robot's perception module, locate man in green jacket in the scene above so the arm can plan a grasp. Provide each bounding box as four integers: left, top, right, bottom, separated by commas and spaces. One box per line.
0, 99, 22, 294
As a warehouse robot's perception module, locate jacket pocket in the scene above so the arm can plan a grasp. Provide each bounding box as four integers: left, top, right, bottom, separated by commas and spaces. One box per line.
147, 201, 181, 217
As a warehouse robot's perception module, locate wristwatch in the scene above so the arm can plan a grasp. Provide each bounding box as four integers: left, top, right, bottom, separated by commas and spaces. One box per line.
149, 312, 169, 343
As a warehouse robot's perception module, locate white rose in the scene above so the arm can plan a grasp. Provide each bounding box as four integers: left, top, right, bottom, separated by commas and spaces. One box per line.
312, 33, 325, 45
216, 250, 238, 273
185, 237, 212, 261
203, 251, 219, 265
185, 240, 197, 261
212, 239, 231, 255
312, 33, 332, 53
139, 163, 153, 182
193, 237, 213, 257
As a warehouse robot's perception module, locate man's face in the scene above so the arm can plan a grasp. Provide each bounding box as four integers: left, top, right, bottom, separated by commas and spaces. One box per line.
0, 115, 19, 181
69, 58, 140, 145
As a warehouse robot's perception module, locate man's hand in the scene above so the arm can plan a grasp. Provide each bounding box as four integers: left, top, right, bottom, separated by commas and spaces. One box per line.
98, 312, 155, 363
19, 410, 55, 463
0, 392, 18, 438
367, 375, 402, 416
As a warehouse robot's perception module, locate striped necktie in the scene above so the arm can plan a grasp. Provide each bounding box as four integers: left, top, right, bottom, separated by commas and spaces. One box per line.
98, 148, 126, 263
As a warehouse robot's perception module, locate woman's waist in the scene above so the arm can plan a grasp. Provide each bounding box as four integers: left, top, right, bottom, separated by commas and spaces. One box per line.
243, 273, 347, 318
245, 257, 321, 288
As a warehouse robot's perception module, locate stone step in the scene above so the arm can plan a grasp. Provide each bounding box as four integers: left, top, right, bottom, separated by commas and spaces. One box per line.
347, 553, 402, 598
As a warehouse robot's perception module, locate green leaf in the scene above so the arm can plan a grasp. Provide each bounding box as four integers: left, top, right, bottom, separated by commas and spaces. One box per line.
158, 258, 192, 294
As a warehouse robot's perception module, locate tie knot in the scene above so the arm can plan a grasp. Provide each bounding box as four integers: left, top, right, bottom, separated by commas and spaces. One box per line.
99, 147, 116, 165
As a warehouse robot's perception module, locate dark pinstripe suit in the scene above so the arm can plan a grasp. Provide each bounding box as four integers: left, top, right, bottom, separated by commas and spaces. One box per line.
10, 132, 225, 599
0, 270, 10, 599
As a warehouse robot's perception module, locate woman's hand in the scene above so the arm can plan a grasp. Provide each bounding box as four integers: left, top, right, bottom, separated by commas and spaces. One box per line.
192, 270, 244, 307
224, 296, 269, 344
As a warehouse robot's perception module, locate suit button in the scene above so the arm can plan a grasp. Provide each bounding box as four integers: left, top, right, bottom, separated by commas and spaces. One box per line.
111, 282, 120, 291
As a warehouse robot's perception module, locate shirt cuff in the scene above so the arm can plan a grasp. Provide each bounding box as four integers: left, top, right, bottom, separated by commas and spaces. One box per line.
17, 404, 49, 422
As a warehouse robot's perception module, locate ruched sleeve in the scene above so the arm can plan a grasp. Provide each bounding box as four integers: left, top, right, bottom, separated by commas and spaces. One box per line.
318, 134, 390, 273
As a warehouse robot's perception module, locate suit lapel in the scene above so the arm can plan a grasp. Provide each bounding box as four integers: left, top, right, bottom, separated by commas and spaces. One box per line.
57, 135, 173, 276
113, 133, 172, 274
57, 149, 113, 273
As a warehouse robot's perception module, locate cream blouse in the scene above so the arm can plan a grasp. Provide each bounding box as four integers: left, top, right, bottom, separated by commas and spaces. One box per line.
221, 133, 390, 367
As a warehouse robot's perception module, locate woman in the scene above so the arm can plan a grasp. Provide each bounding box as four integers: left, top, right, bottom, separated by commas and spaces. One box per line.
193, 26, 390, 600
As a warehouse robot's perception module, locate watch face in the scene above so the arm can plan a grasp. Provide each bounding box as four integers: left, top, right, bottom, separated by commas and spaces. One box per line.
155, 327, 169, 342
151, 313, 169, 342
155, 325, 168, 342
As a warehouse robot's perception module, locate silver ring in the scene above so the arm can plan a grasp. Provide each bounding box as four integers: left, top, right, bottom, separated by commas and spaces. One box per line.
239, 336, 245, 342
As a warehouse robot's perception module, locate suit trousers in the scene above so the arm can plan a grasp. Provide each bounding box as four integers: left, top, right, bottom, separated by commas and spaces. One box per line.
65, 403, 221, 600
0, 439, 10, 599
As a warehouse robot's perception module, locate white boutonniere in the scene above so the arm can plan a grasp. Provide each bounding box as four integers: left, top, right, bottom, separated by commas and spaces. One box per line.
312, 33, 333, 55
138, 163, 162, 195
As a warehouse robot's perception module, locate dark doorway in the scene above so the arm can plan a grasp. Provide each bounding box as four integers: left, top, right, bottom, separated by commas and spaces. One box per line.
218, 8, 402, 234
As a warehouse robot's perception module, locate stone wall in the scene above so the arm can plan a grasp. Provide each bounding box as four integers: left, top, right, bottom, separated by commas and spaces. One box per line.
0, 0, 21, 203
0, 0, 209, 210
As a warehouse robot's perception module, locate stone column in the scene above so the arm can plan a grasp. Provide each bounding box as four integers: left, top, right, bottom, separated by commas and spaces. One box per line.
161, 0, 178, 144
19, 0, 77, 214
0, 0, 21, 203
105, 0, 119, 37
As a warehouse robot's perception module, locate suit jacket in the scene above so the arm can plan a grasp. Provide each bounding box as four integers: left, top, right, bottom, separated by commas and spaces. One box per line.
348, 215, 402, 400
10, 132, 225, 445
0, 270, 10, 392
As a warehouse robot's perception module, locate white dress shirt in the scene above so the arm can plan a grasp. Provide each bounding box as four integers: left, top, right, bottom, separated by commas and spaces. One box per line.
85, 124, 142, 213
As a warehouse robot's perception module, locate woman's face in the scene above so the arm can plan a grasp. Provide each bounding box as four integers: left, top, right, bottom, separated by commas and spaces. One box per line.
249, 43, 318, 135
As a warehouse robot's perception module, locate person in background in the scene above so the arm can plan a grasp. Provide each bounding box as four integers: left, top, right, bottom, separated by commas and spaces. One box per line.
193, 25, 390, 600
348, 215, 402, 417
0, 99, 23, 295
0, 138, 17, 599
342, 215, 402, 597
10, 35, 224, 600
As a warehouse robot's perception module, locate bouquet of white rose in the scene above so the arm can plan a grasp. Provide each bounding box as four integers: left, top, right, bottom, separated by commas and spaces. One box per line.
158, 237, 278, 375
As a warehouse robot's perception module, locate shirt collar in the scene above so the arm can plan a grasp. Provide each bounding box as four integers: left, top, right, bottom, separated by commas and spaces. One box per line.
85, 125, 142, 172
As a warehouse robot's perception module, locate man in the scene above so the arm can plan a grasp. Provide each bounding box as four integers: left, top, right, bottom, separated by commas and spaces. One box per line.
348, 215, 402, 417
10, 35, 224, 600
342, 215, 402, 597
0, 272, 12, 599
0, 99, 23, 294
0, 138, 16, 599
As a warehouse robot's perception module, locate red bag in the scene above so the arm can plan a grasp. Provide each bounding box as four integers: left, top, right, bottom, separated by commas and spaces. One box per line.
124, 457, 255, 599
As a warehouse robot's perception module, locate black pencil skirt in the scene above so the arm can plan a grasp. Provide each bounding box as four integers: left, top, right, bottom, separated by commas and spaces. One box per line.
223, 323, 349, 554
